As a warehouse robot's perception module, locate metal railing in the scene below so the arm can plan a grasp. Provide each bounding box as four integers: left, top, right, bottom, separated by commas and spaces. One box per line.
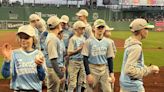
0, 20, 28, 30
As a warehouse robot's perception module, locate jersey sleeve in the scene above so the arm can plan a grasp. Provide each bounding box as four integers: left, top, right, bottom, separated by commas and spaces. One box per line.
86, 24, 94, 38
81, 39, 89, 56
47, 40, 58, 59
112, 41, 117, 55
2, 51, 15, 78
107, 41, 115, 58
67, 37, 74, 52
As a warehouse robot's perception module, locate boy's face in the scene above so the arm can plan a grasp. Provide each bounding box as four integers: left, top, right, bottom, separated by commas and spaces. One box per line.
140, 28, 149, 39
61, 22, 67, 29
95, 26, 105, 36
30, 19, 40, 28
78, 15, 85, 21
18, 33, 33, 49
76, 27, 85, 35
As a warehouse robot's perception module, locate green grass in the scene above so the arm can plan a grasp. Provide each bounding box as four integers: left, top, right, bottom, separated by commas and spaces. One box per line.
142, 32, 164, 48
0, 30, 17, 37
144, 49, 164, 67
112, 30, 131, 39
0, 29, 17, 32
114, 49, 124, 72
112, 31, 164, 49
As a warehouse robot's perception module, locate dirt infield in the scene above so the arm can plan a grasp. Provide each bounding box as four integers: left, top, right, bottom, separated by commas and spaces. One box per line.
0, 32, 164, 92
0, 32, 19, 55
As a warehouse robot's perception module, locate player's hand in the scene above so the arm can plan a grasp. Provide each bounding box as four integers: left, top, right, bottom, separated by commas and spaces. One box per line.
87, 74, 95, 85
60, 77, 65, 83
150, 65, 159, 74
60, 66, 66, 73
35, 54, 44, 66
2, 43, 12, 61
110, 73, 115, 83
76, 43, 84, 52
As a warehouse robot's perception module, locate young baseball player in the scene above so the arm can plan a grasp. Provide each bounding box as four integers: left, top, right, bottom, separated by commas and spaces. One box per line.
37, 18, 49, 88
104, 25, 116, 92
60, 15, 73, 91
60, 15, 74, 49
45, 16, 65, 92
67, 21, 86, 92
104, 25, 117, 55
29, 14, 41, 50
60, 15, 74, 91
57, 30, 67, 92
38, 18, 48, 53
119, 18, 160, 92
1, 25, 46, 92
76, 9, 93, 39
57, 30, 66, 72
81, 19, 115, 92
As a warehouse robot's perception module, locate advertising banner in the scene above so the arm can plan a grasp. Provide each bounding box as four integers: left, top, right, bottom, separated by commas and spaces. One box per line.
155, 21, 164, 32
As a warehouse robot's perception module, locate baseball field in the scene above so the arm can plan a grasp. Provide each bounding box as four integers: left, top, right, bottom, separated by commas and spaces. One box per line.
0, 30, 164, 92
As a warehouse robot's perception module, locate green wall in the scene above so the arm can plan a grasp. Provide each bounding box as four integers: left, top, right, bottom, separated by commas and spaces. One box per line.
0, 5, 113, 22
0, 5, 158, 30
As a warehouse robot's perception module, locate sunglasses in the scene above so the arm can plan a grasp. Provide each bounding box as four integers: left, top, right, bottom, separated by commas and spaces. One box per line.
97, 26, 105, 29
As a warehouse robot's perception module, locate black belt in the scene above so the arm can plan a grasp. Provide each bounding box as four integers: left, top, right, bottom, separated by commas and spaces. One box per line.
14, 89, 38, 92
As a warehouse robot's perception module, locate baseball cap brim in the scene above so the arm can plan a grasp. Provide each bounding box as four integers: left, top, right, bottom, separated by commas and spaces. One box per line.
47, 19, 62, 29
17, 32, 33, 37
131, 24, 154, 32
105, 25, 114, 31
145, 23, 155, 29
76, 13, 82, 16
107, 28, 114, 31
17, 25, 35, 37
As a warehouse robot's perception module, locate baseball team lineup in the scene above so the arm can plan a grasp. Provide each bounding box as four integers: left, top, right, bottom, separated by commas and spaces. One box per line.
1, 9, 160, 92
